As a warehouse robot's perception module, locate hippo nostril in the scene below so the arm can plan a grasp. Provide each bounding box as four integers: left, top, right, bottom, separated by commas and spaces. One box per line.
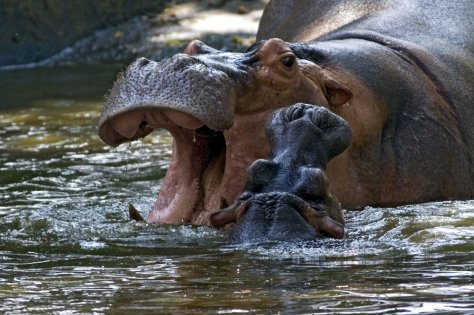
184, 40, 203, 55
291, 107, 304, 121
137, 57, 150, 67
310, 109, 324, 128
287, 106, 298, 121
184, 39, 219, 55
220, 197, 229, 210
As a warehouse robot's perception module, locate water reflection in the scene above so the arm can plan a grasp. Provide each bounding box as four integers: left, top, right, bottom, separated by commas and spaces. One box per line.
0, 66, 473, 314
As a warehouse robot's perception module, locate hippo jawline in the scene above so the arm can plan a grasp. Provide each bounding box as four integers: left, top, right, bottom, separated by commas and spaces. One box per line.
99, 57, 239, 225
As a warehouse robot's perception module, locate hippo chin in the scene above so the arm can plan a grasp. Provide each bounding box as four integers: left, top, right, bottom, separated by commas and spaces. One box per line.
210, 104, 349, 243
99, 0, 474, 226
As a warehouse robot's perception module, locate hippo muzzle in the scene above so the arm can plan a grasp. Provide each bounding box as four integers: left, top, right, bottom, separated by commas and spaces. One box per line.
99, 54, 238, 146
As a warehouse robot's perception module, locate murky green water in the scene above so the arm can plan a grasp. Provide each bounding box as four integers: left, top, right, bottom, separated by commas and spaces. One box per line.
1, 66, 473, 314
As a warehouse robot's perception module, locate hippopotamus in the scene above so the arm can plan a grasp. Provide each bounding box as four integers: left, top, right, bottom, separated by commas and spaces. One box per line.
98, 0, 474, 227
210, 103, 349, 243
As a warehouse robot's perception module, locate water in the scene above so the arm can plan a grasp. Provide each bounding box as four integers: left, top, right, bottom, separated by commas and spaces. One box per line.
0, 66, 473, 314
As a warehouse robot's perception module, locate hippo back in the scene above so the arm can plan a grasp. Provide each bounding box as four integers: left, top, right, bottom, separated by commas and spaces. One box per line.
257, 0, 473, 87
257, 0, 472, 51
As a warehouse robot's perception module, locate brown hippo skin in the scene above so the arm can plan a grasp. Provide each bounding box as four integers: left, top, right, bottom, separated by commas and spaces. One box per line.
98, 0, 474, 225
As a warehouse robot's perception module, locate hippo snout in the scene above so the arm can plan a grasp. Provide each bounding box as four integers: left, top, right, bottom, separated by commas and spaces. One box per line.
211, 191, 344, 244
99, 53, 237, 146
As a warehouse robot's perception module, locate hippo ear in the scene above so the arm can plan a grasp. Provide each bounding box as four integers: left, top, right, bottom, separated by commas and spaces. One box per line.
302, 204, 345, 239
322, 74, 352, 107
209, 200, 250, 227
184, 40, 220, 55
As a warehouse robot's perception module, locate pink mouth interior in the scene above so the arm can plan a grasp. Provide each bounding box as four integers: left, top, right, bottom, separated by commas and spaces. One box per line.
99, 108, 226, 225
147, 124, 225, 224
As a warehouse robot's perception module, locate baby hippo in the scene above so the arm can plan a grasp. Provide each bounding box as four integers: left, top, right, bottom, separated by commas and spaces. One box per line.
210, 103, 351, 244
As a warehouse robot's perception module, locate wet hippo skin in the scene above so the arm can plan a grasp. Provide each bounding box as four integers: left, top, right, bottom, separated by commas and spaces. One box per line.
99, 0, 474, 226
210, 103, 350, 243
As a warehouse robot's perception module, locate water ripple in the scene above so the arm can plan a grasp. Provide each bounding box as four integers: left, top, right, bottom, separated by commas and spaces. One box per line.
1, 66, 473, 314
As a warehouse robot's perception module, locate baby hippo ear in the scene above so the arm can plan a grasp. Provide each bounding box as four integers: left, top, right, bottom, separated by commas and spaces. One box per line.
209, 200, 250, 227
322, 73, 352, 106
302, 203, 344, 239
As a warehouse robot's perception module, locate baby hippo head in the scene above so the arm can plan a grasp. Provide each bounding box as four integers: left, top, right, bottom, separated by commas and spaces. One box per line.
210, 103, 351, 244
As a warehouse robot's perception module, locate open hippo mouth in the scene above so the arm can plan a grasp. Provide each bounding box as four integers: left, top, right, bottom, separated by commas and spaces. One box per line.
99, 54, 236, 142
99, 53, 241, 224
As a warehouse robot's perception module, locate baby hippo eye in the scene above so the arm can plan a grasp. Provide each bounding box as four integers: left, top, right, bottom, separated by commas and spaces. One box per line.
281, 55, 296, 69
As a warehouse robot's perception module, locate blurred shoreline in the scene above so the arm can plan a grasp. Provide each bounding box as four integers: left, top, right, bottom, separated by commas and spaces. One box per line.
2, 0, 268, 71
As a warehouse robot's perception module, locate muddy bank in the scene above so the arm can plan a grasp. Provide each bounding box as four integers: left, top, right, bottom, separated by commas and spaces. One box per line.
2, 0, 268, 69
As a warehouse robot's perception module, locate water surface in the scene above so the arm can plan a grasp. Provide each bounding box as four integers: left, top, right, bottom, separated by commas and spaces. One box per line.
0, 66, 473, 314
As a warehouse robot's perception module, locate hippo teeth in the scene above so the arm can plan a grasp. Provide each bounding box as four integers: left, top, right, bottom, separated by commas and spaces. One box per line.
99, 108, 210, 146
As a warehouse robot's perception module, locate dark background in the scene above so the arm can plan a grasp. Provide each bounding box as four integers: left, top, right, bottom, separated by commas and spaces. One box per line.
0, 0, 169, 66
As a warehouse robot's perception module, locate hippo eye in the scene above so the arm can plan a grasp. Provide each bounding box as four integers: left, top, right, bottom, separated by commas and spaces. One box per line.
281, 55, 296, 69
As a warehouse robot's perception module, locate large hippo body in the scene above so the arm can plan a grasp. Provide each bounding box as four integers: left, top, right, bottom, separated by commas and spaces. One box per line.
99, 0, 474, 227
258, 0, 474, 208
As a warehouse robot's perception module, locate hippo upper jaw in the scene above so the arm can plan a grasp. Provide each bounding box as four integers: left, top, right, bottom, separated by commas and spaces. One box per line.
98, 55, 239, 147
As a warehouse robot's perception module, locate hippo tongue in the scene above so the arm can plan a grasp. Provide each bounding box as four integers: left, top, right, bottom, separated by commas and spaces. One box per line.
147, 126, 196, 224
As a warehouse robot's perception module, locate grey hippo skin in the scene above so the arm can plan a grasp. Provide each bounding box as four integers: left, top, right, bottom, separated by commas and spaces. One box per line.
210, 103, 350, 243
99, 0, 474, 227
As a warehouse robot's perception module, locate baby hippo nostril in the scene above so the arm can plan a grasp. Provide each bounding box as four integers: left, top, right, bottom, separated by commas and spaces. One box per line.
310, 109, 324, 128
287, 104, 305, 121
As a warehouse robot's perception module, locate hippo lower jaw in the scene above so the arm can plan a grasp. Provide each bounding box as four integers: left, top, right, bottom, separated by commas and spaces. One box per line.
100, 108, 229, 224
147, 123, 226, 224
